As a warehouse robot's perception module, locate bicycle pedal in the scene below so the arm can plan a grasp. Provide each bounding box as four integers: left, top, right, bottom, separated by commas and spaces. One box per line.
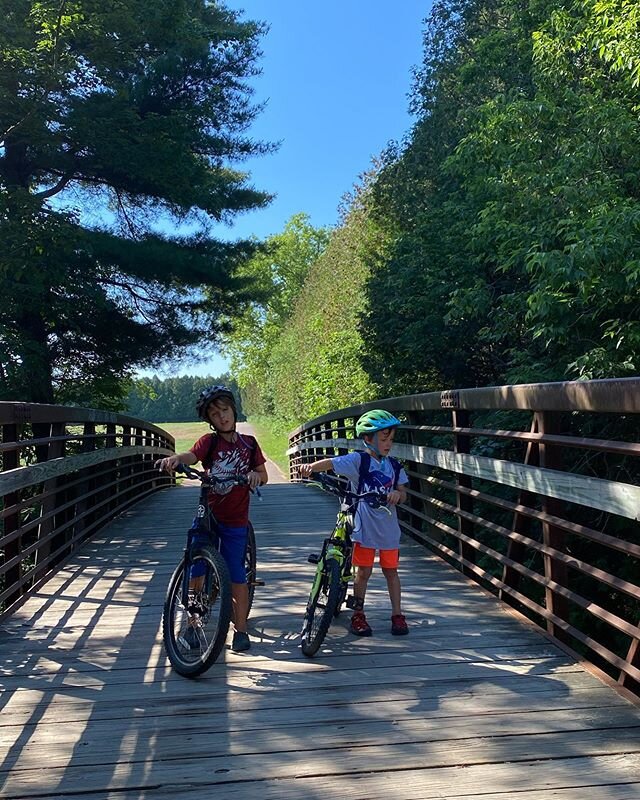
307, 553, 320, 564
252, 579, 265, 586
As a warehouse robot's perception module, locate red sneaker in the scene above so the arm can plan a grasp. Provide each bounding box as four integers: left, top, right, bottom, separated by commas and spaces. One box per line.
350, 610, 372, 636
391, 614, 408, 635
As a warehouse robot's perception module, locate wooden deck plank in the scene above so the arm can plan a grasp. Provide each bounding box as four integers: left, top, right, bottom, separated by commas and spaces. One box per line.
1, 482, 639, 800
3, 705, 639, 767
3, 730, 640, 794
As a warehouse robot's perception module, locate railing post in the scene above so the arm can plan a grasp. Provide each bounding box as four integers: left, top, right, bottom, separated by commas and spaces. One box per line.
1, 423, 20, 609
500, 415, 540, 603
537, 410, 570, 641
106, 422, 117, 515
453, 409, 475, 577
134, 426, 144, 488
33, 421, 65, 580
621, 638, 640, 694
336, 418, 347, 456
73, 422, 97, 544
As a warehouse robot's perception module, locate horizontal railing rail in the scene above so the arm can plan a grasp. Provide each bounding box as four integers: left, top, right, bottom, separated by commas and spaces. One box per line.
0, 402, 174, 619
288, 377, 640, 698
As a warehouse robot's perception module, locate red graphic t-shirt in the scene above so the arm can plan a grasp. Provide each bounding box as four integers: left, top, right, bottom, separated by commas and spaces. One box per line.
190, 433, 266, 526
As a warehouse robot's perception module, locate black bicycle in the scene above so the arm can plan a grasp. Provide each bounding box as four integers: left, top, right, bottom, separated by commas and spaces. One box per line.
162, 464, 261, 677
301, 472, 388, 657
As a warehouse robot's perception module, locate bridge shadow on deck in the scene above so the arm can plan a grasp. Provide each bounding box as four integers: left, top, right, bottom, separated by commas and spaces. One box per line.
0, 483, 639, 799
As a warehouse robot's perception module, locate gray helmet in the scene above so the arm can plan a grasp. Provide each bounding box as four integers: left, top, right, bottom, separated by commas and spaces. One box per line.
195, 385, 237, 421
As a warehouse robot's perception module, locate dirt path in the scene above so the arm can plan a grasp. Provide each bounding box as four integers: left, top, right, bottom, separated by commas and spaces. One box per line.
236, 421, 289, 484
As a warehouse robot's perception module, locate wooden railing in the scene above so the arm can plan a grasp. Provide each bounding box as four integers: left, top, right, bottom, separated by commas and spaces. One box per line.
0, 402, 174, 619
288, 377, 640, 697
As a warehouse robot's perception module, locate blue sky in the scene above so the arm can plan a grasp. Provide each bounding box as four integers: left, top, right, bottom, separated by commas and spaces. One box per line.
155, 0, 431, 378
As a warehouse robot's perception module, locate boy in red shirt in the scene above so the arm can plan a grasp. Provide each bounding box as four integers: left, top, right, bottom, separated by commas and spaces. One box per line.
156, 385, 267, 652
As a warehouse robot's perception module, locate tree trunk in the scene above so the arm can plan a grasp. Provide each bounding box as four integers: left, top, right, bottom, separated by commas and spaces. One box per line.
16, 310, 55, 403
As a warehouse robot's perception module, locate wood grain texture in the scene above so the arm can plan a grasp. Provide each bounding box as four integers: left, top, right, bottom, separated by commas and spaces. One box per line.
0, 482, 638, 799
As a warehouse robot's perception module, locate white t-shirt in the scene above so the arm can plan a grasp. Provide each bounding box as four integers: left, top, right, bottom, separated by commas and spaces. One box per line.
330, 451, 408, 550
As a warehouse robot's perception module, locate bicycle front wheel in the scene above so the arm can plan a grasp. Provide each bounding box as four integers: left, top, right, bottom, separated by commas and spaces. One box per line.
245, 522, 257, 618
301, 557, 341, 657
162, 546, 232, 678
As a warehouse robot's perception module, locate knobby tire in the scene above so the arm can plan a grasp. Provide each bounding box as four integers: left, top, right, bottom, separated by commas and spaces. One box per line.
245, 522, 257, 618
301, 557, 341, 657
162, 545, 232, 678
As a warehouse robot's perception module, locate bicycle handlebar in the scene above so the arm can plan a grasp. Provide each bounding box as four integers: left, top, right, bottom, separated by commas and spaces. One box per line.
305, 472, 390, 510
175, 463, 262, 497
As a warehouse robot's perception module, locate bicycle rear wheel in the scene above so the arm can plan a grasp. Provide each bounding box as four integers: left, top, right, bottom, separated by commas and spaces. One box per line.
301, 557, 341, 657
245, 522, 257, 618
162, 545, 232, 678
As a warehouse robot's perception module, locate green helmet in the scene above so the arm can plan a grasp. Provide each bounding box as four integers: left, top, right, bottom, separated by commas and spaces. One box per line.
355, 409, 401, 437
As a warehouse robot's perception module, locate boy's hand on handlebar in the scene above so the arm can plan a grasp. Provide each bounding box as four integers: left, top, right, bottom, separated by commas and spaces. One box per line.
386, 489, 402, 506
155, 455, 180, 474
247, 470, 262, 490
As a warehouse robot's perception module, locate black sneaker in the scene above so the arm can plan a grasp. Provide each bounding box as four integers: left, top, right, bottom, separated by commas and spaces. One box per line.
232, 631, 251, 652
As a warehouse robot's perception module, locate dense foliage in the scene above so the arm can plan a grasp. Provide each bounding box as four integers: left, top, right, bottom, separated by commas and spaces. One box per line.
228, 0, 640, 432
0, 0, 270, 407
223, 212, 333, 422
126, 373, 244, 422
364, 0, 640, 395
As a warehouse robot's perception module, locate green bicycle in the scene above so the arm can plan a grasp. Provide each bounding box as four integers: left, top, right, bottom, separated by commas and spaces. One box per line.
301, 472, 389, 657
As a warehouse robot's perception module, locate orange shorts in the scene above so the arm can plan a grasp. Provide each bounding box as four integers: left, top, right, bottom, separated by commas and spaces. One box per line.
352, 542, 399, 569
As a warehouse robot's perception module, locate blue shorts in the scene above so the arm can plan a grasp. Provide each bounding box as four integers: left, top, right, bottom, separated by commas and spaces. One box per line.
190, 524, 248, 584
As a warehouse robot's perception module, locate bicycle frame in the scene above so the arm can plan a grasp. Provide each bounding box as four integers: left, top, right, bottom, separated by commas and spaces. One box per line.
307, 505, 353, 599
175, 463, 259, 601
180, 481, 222, 606
301, 473, 392, 655
305, 474, 389, 605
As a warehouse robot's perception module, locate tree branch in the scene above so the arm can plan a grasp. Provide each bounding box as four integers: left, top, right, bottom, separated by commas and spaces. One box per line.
33, 173, 73, 200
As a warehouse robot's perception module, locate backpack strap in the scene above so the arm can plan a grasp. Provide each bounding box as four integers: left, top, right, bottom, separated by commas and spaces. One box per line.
357, 451, 371, 493
390, 456, 402, 489
203, 433, 217, 471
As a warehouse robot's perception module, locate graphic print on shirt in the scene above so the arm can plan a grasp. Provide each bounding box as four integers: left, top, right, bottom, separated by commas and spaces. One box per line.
362, 468, 393, 506
209, 445, 251, 495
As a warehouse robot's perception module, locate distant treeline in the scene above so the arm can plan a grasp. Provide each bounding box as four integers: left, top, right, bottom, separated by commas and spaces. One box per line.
126, 375, 244, 423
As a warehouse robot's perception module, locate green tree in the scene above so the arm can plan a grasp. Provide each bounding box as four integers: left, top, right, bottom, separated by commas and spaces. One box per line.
361, 0, 640, 392
267, 185, 380, 427
440, 0, 640, 382
0, 0, 271, 405
224, 212, 330, 415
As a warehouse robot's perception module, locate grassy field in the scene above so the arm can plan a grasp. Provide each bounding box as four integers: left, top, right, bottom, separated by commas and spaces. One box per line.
154, 419, 290, 475
154, 421, 209, 456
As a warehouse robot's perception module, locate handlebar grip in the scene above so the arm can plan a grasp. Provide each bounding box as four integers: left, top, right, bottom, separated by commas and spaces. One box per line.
176, 463, 200, 479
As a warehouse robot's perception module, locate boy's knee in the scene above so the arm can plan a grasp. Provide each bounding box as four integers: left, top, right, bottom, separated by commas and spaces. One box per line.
382, 567, 399, 579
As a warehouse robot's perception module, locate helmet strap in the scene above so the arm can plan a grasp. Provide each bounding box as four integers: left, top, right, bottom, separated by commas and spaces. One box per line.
364, 434, 386, 466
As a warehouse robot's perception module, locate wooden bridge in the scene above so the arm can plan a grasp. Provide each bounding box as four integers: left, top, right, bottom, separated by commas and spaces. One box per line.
1, 382, 640, 798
